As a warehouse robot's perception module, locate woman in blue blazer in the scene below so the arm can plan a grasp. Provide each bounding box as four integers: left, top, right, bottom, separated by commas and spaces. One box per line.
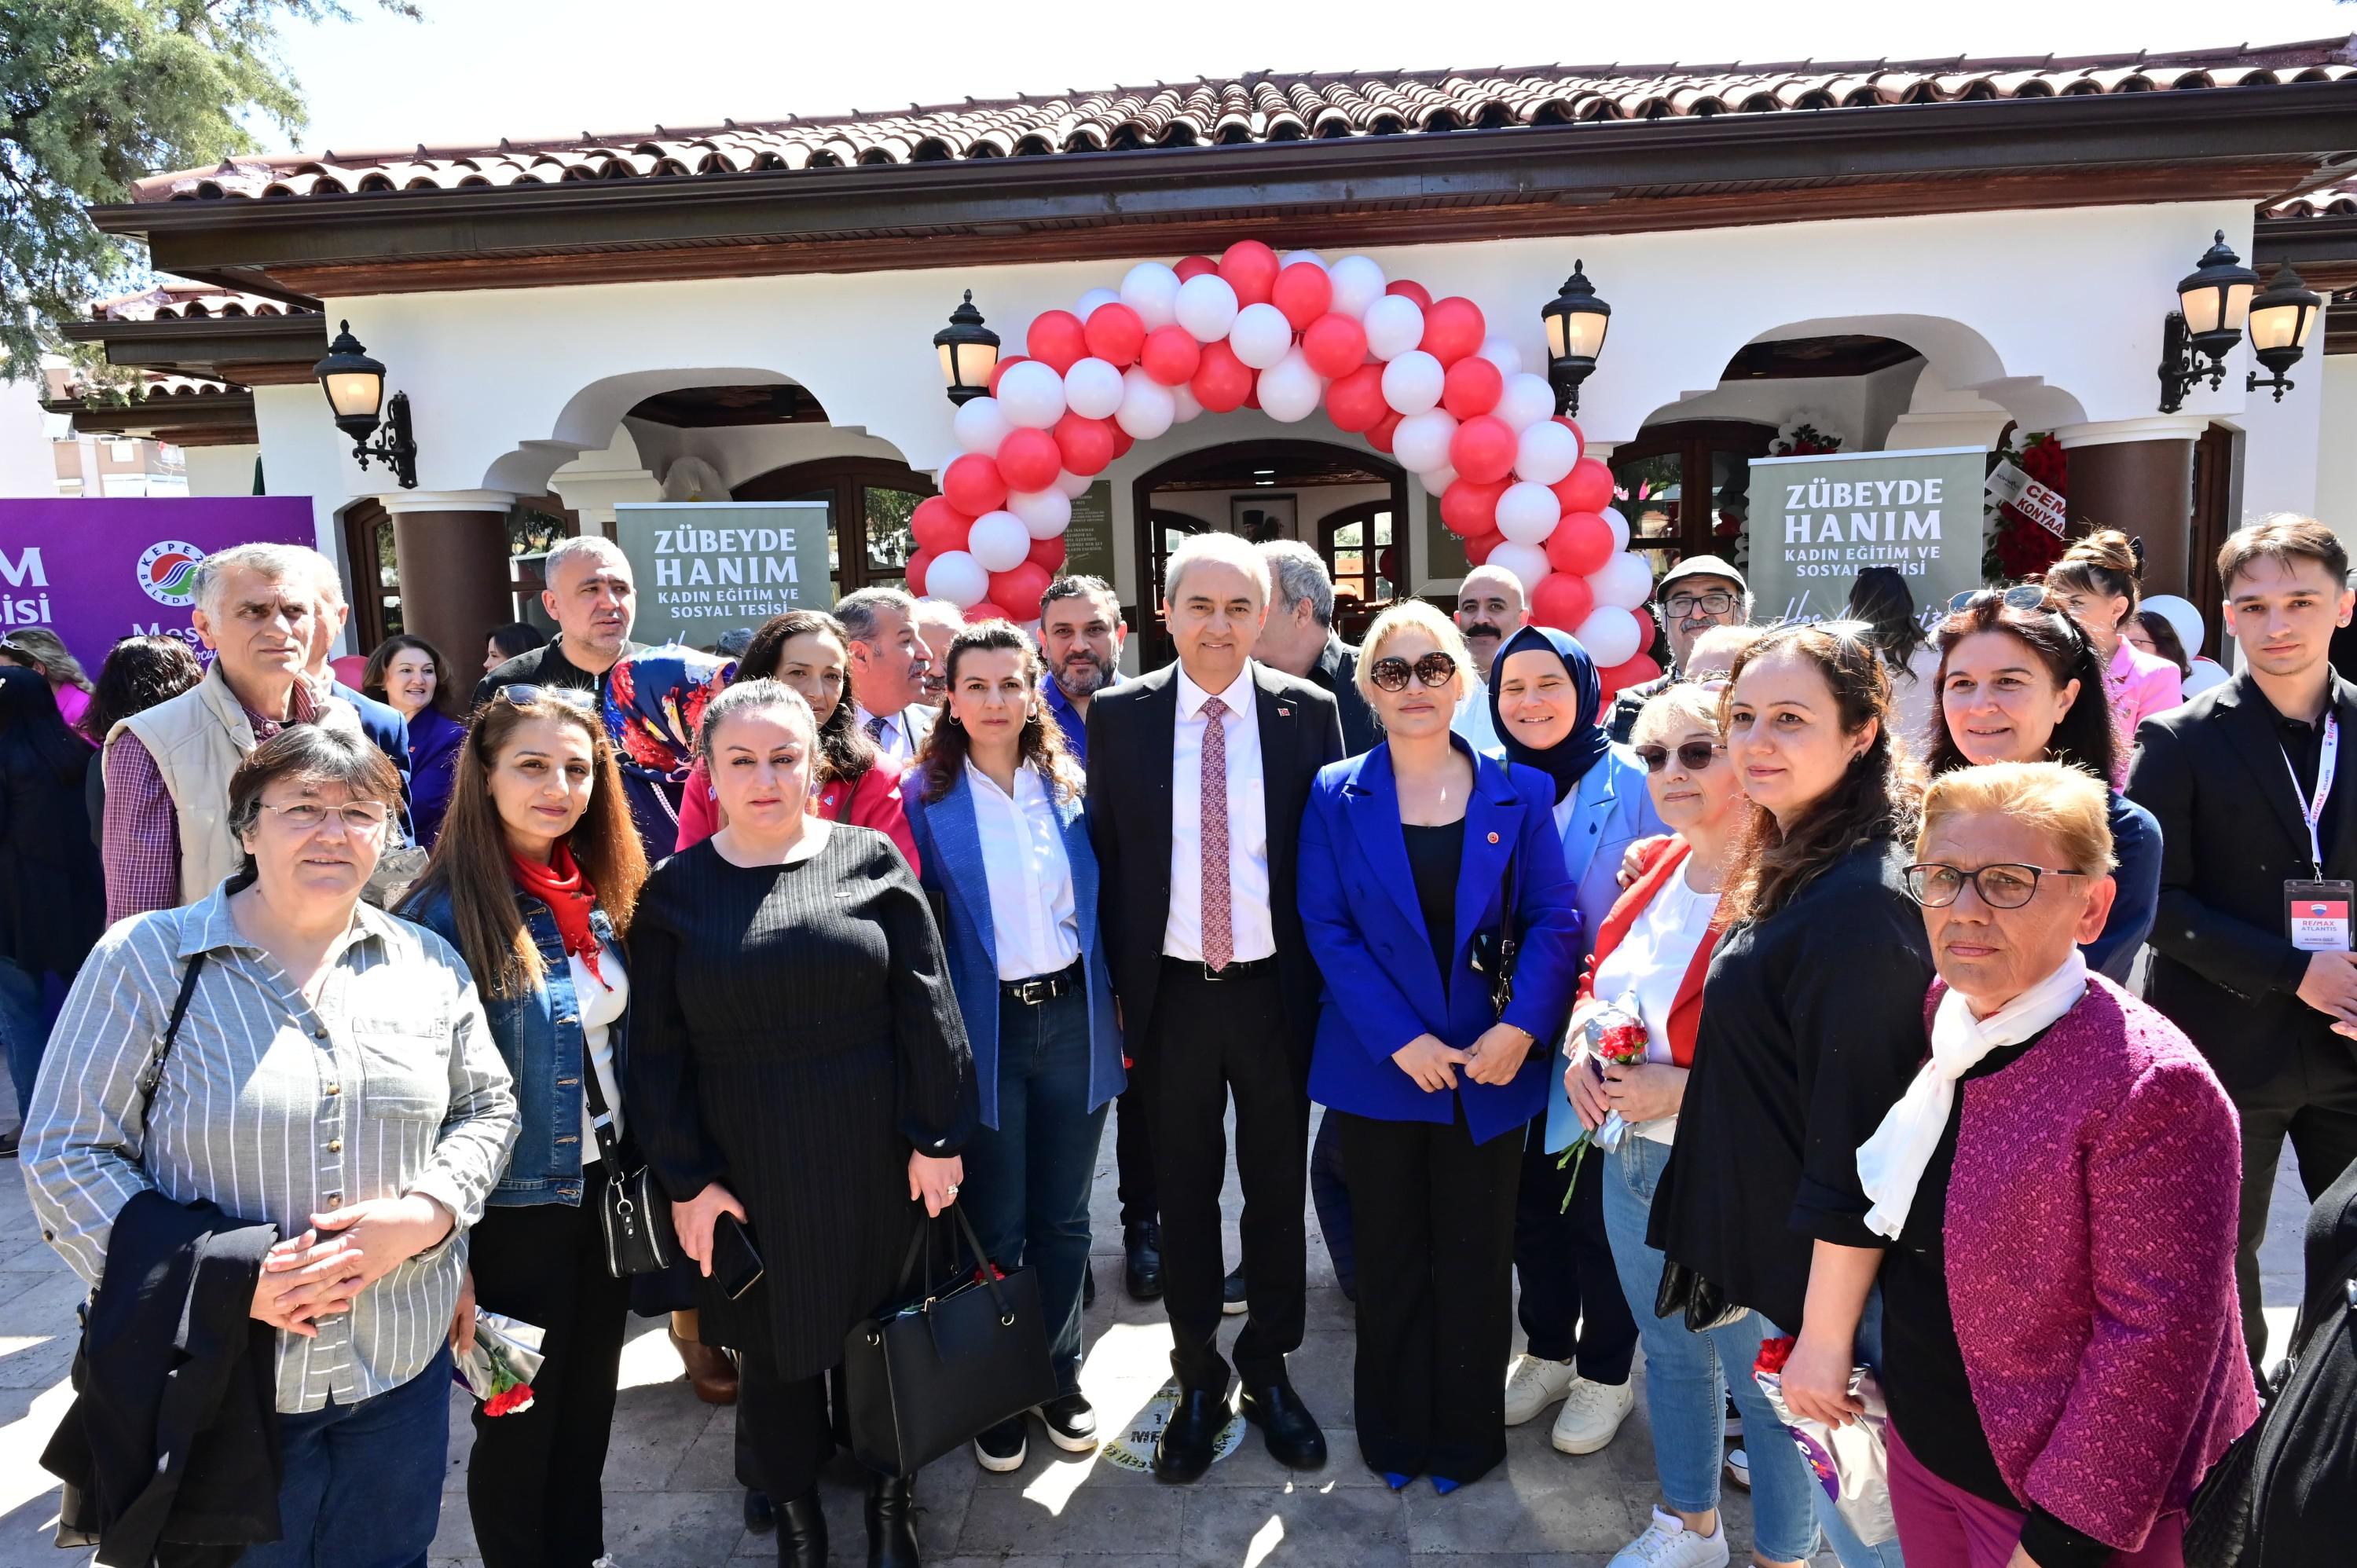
901, 620, 1124, 1477
1298, 602, 1582, 1493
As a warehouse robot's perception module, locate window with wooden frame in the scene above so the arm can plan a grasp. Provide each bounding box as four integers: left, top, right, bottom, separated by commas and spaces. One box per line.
1318, 500, 1396, 644
731, 456, 937, 597
1606, 419, 1778, 570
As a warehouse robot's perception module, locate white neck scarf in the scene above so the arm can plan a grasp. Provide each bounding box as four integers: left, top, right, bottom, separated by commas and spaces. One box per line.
1857, 951, 2088, 1240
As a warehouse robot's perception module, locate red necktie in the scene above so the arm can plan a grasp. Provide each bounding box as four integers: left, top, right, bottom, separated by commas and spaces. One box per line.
1200, 695, 1233, 970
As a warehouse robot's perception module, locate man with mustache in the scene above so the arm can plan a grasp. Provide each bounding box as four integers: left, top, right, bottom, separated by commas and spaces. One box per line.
1449, 564, 1529, 754
1607, 556, 1751, 743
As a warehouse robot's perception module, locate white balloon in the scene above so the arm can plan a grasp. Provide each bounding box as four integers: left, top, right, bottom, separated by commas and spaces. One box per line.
996, 359, 1067, 429
1174, 273, 1241, 342
1076, 288, 1121, 321
1115, 367, 1176, 440
1419, 463, 1458, 496
1392, 408, 1459, 473
1119, 262, 1182, 330
1495, 372, 1558, 432
1362, 295, 1426, 361
1279, 250, 1329, 271
1489, 541, 1552, 595
1229, 302, 1294, 370
1062, 357, 1125, 419
966, 510, 1032, 573
1007, 489, 1072, 539
926, 549, 991, 609
1054, 468, 1094, 498
1600, 506, 1630, 551
1478, 337, 1525, 379
1381, 350, 1446, 416
1171, 382, 1204, 423
1495, 482, 1562, 544
1257, 347, 1324, 423
1573, 605, 1642, 667
1514, 420, 1581, 485
1589, 551, 1656, 610
1329, 255, 1387, 317
952, 396, 1014, 456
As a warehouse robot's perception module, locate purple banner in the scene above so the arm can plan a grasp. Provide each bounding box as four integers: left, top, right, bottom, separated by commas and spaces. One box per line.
0, 497, 317, 671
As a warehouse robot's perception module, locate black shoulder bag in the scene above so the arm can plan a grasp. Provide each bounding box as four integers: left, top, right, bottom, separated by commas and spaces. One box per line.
579, 1046, 676, 1277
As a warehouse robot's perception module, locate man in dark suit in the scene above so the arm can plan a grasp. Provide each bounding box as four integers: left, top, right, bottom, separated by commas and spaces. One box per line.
2129, 515, 2357, 1380
1086, 531, 1344, 1482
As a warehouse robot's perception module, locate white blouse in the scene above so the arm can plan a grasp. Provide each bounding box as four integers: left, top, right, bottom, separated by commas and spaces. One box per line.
1587, 867, 1719, 1144
571, 944, 628, 1161
967, 761, 1081, 981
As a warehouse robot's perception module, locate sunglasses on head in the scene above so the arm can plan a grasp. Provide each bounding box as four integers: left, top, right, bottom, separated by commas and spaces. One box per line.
1948, 585, 2050, 614
1632, 739, 1722, 774
495, 683, 596, 709
1369, 651, 1458, 692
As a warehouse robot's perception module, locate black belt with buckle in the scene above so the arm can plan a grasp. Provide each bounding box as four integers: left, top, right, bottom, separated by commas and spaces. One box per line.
1001, 960, 1083, 1006
1162, 954, 1277, 983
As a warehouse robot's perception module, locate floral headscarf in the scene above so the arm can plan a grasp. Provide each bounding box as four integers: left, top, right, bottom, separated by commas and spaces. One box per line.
603, 645, 735, 784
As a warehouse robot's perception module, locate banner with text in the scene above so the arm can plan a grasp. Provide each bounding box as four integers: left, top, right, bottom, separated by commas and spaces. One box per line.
1747, 447, 1985, 626
615, 501, 832, 647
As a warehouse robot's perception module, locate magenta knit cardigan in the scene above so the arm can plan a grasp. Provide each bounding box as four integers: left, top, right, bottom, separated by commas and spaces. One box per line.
1930, 973, 2258, 1552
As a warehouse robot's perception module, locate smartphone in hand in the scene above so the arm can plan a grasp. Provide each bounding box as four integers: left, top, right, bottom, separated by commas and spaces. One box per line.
710, 1214, 764, 1300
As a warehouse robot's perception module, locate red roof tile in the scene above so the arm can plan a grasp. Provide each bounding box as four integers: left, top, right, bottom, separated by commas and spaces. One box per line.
87, 280, 315, 321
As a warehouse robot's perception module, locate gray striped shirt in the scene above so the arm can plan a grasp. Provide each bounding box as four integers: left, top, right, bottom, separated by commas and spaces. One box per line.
22, 885, 517, 1413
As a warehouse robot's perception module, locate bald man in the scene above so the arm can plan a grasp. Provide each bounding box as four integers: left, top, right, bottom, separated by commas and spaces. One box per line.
1449, 564, 1530, 754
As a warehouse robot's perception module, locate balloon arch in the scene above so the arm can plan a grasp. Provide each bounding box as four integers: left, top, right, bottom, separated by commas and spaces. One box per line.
907, 240, 1662, 694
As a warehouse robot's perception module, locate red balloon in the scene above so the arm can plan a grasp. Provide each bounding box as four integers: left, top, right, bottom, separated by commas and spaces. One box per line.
1462, 529, 1505, 566
905, 548, 937, 597
1174, 254, 1219, 282
1109, 427, 1135, 458
969, 602, 1025, 625
1449, 415, 1516, 485
1190, 339, 1254, 412
1441, 356, 1504, 419
1544, 512, 1615, 577
1140, 324, 1203, 387
988, 562, 1054, 621
1219, 240, 1281, 307
1439, 478, 1507, 537
995, 427, 1061, 493
1377, 544, 1399, 583
1530, 571, 1596, 632
1083, 302, 1146, 368
1026, 310, 1088, 374
910, 496, 971, 555
1629, 607, 1657, 653
1051, 411, 1116, 476
1552, 456, 1615, 514
1270, 262, 1333, 332
1026, 533, 1068, 572
1420, 296, 1486, 366
1366, 411, 1403, 453
1302, 313, 1369, 379
1324, 364, 1389, 433
942, 453, 1008, 516
1387, 279, 1433, 310
1602, 653, 1663, 690
988, 354, 1028, 396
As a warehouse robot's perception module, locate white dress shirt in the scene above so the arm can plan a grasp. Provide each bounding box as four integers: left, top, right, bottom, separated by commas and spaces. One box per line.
1165, 665, 1275, 963
1453, 677, 1501, 754
966, 760, 1080, 980
571, 944, 629, 1160
854, 702, 932, 763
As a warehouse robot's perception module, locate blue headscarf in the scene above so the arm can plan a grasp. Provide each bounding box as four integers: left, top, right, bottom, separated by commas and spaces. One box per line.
1487, 624, 1609, 804
603, 645, 736, 783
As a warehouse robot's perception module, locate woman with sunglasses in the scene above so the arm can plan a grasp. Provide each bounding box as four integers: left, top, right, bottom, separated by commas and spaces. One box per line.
2047, 530, 2183, 777
1926, 587, 2160, 981
401, 684, 647, 1568
1298, 602, 1582, 1491
1490, 625, 1664, 1453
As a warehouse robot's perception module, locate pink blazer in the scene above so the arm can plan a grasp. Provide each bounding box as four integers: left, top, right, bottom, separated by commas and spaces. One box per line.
673, 752, 920, 873
2104, 642, 2183, 783
1930, 973, 2256, 1551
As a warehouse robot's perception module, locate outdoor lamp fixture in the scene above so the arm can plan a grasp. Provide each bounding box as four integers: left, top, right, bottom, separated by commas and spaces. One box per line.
935, 291, 1001, 406
2245, 263, 2323, 402
1541, 260, 1611, 417
311, 321, 418, 489
2157, 230, 2260, 414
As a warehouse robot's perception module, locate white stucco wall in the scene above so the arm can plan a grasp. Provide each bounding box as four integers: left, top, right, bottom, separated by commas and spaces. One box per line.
182, 443, 261, 498
0, 375, 54, 498
2315, 356, 2357, 549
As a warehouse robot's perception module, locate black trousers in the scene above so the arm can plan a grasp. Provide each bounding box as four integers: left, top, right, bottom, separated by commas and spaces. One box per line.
1338, 1108, 1521, 1483
1115, 1083, 1157, 1229
735, 1356, 835, 1504
2232, 1034, 2357, 1382
1510, 1117, 1638, 1383
1148, 960, 1307, 1391
466, 1164, 634, 1568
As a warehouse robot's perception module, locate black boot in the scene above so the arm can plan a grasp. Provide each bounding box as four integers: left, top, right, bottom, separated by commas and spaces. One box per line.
776, 1491, 827, 1568
866, 1472, 921, 1568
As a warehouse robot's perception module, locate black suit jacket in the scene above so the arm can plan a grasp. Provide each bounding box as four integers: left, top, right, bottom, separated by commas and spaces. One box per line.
2127, 670, 2357, 1096
1084, 660, 1345, 1056
1308, 636, 1382, 757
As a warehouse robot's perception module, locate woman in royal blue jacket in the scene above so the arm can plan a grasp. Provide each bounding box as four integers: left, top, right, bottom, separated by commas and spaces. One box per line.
1298, 601, 1582, 1493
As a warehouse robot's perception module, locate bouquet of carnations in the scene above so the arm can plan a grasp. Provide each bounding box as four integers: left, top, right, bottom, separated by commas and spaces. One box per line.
453, 1310, 546, 1418
1753, 1335, 1897, 1547
1554, 995, 1651, 1210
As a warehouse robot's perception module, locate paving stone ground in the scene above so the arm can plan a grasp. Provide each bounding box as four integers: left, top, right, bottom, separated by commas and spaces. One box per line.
0, 1108, 2315, 1568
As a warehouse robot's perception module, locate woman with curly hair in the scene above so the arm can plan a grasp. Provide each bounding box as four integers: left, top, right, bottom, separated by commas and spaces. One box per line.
361, 633, 465, 846
75, 634, 203, 845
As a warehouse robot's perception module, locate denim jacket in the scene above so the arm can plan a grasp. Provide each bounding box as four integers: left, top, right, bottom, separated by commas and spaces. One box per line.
403, 882, 626, 1207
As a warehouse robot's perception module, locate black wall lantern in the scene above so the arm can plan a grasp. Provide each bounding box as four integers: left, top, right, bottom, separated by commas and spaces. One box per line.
311, 321, 418, 489
1541, 261, 1611, 418
2157, 231, 2260, 414
935, 291, 1001, 406
2245, 263, 2323, 402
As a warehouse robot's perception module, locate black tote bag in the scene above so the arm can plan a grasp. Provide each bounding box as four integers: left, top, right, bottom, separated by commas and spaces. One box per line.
842, 1203, 1058, 1477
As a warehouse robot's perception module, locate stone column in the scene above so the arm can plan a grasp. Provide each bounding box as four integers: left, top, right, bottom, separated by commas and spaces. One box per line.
384, 491, 515, 663
2054, 417, 2205, 599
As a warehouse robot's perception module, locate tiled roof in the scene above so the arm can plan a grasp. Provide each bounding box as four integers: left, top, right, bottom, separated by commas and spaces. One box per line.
87, 280, 314, 320
131, 36, 2357, 204
44, 366, 244, 401
2268, 181, 2357, 216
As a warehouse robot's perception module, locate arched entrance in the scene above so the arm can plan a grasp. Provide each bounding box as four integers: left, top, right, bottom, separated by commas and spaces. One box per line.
734, 456, 938, 596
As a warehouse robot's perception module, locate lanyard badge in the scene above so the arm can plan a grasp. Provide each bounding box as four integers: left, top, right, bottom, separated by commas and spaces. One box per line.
2284, 713, 2351, 951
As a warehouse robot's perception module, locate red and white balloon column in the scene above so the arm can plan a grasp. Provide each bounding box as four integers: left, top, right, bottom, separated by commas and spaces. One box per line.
910, 241, 1661, 692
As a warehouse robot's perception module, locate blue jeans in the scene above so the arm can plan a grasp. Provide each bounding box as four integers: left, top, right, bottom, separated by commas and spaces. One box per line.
962, 985, 1108, 1396
241, 1346, 452, 1568
0, 957, 46, 1122
1603, 1136, 1820, 1565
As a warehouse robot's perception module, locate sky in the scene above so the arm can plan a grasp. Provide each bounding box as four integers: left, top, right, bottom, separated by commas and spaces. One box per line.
262, 0, 2357, 155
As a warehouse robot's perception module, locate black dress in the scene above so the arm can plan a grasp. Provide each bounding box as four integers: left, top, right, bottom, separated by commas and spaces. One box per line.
626, 826, 974, 1378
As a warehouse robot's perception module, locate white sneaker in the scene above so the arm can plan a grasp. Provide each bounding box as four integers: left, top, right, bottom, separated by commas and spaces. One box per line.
1549, 1375, 1635, 1455
1724, 1447, 1750, 1490
1502, 1355, 1578, 1425
1607, 1508, 1730, 1568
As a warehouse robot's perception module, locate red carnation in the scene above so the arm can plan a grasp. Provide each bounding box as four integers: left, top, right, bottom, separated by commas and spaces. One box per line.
1754, 1335, 1797, 1376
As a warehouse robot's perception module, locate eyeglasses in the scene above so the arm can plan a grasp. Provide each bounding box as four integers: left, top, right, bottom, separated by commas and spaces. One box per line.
495, 683, 596, 709
262, 800, 393, 834
1633, 739, 1723, 774
1369, 652, 1459, 692
1948, 585, 2050, 614
1903, 860, 2085, 910
1663, 591, 1738, 618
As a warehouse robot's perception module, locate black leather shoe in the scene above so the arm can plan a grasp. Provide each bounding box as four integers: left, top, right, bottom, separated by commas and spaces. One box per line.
742, 1486, 775, 1533
776, 1491, 826, 1567
1239, 1382, 1327, 1471
1221, 1262, 1248, 1316
1124, 1222, 1164, 1301
866, 1472, 921, 1568
1153, 1387, 1225, 1482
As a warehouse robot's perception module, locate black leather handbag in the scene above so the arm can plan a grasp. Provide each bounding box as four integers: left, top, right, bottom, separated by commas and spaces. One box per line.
842, 1203, 1058, 1477
1654, 1258, 1750, 1332
580, 1046, 676, 1278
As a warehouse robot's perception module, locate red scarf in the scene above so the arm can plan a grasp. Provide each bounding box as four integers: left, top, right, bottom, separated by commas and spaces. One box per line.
509, 841, 606, 984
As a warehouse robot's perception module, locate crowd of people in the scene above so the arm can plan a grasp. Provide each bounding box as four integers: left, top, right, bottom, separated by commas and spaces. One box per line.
0, 505, 2348, 1568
